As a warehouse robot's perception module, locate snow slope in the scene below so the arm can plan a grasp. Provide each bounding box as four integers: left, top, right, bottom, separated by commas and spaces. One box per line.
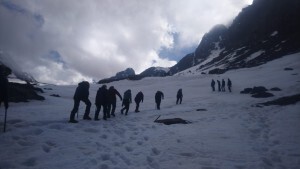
0, 53, 300, 169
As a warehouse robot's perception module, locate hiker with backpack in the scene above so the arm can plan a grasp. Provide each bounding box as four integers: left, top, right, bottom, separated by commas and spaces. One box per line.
221, 79, 226, 92
217, 80, 221, 92
134, 91, 144, 112
227, 78, 232, 92
69, 81, 91, 123
95, 85, 109, 120
176, 89, 183, 104
121, 89, 132, 115
0, 65, 11, 132
107, 86, 122, 117
155, 91, 164, 110
0, 65, 10, 110
211, 79, 215, 91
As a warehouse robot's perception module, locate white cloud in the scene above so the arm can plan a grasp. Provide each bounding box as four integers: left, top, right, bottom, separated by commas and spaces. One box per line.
0, 0, 252, 84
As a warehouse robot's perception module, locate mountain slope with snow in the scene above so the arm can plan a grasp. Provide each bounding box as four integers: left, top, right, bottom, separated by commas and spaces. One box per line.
169, 0, 300, 75
0, 53, 299, 169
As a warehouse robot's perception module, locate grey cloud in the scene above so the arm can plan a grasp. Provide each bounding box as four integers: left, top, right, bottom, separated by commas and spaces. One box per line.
0, 0, 252, 84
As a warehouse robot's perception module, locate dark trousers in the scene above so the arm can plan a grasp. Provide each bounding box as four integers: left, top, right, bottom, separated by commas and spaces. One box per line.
156, 100, 161, 110
212, 86, 215, 91
176, 96, 182, 104
108, 101, 116, 116
70, 99, 91, 120
222, 86, 226, 92
135, 101, 141, 112
121, 100, 130, 115
95, 104, 108, 119
228, 86, 232, 92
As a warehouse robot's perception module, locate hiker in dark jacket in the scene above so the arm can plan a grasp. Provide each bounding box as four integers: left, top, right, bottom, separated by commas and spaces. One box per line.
211, 79, 215, 91
69, 81, 91, 123
227, 78, 232, 92
155, 91, 164, 110
121, 89, 132, 115
221, 79, 226, 92
134, 91, 144, 112
95, 85, 109, 120
0, 65, 11, 110
217, 80, 221, 92
107, 86, 122, 117
176, 89, 183, 104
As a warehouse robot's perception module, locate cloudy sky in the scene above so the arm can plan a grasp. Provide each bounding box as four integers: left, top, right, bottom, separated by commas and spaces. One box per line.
0, 0, 252, 84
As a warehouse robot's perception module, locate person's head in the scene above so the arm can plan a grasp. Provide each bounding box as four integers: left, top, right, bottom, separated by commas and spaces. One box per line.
102, 85, 107, 89
109, 86, 114, 90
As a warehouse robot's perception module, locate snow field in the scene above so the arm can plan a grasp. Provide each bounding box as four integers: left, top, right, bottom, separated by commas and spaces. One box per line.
0, 53, 300, 169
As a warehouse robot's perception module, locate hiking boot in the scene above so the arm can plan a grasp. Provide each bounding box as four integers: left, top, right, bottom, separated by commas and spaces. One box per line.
111, 113, 115, 117
103, 117, 107, 120
94, 118, 100, 121
121, 110, 124, 114
83, 116, 92, 120
69, 119, 78, 123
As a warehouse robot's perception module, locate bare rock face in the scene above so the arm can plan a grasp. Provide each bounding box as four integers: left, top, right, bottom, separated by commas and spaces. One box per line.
8, 83, 45, 102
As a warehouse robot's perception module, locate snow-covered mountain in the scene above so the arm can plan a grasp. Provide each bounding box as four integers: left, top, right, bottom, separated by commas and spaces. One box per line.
139, 67, 169, 77
169, 0, 300, 75
1, 52, 299, 169
98, 68, 136, 84
98, 67, 170, 84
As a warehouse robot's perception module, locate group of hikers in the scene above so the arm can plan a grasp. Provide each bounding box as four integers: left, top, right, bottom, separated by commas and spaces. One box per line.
211, 78, 232, 92
69, 81, 184, 123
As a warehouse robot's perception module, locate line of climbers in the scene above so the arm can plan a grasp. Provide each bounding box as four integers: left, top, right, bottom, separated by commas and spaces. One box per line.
69, 82, 183, 123
211, 78, 232, 92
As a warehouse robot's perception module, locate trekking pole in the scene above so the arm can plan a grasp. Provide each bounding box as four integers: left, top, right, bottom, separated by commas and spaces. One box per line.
3, 109, 7, 133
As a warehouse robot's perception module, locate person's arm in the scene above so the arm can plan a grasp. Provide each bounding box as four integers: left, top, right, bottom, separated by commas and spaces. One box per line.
116, 90, 122, 100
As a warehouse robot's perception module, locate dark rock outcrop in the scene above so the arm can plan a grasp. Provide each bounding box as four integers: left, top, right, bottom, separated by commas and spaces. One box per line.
257, 93, 300, 106
251, 92, 274, 98
8, 83, 45, 102
270, 87, 282, 91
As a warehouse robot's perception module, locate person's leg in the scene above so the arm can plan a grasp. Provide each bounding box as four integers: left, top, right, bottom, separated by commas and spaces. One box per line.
102, 104, 109, 120
125, 102, 130, 115
180, 97, 182, 104
107, 103, 112, 118
176, 97, 179, 104
83, 99, 92, 120
157, 101, 161, 110
135, 101, 140, 112
94, 105, 101, 120
70, 99, 80, 122
111, 102, 116, 116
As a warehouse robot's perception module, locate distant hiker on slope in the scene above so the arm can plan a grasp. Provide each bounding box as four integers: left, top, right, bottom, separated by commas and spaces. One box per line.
121, 89, 132, 115
107, 86, 122, 117
227, 78, 232, 92
134, 91, 144, 112
95, 85, 109, 120
211, 79, 215, 92
155, 91, 164, 110
217, 80, 221, 92
176, 89, 183, 104
69, 81, 91, 123
221, 79, 226, 92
